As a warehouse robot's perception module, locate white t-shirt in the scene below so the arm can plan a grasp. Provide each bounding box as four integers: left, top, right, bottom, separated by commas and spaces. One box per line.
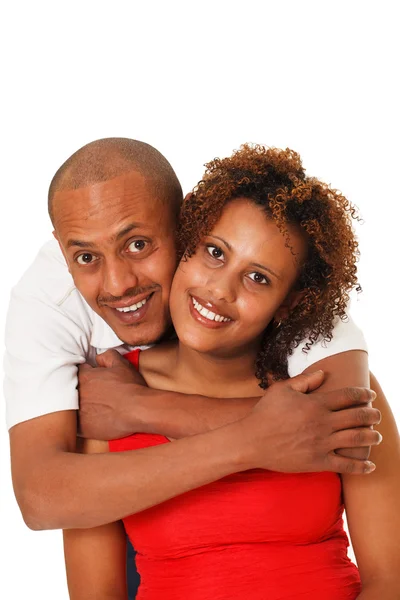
4, 240, 367, 430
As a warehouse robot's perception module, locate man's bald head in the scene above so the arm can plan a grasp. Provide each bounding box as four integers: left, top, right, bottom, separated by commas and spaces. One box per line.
48, 137, 183, 225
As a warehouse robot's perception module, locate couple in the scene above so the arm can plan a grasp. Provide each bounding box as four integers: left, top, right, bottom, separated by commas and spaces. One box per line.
5, 138, 399, 599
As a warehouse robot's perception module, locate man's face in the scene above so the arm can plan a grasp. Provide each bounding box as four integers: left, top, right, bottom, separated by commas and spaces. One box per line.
53, 171, 177, 345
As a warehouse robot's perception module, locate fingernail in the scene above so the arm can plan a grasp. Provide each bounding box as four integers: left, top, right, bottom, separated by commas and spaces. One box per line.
365, 461, 376, 473
369, 390, 377, 400
377, 432, 383, 444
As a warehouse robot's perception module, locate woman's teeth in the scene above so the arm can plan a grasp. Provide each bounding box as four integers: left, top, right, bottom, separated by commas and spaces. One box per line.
116, 297, 148, 313
192, 297, 231, 322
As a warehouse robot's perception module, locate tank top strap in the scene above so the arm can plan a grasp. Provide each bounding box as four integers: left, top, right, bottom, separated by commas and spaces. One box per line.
124, 348, 141, 370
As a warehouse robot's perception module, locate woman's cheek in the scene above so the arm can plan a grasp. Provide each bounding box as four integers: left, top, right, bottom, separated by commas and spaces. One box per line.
178, 257, 208, 288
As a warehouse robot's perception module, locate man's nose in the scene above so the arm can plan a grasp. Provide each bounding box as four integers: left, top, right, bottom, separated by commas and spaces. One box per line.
102, 256, 139, 298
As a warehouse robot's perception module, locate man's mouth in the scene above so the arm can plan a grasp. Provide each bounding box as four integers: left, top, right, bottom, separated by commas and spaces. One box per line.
115, 295, 151, 313
106, 292, 155, 324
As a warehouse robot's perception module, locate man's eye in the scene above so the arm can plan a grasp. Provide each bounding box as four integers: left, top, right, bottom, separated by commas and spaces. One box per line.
76, 253, 98, 265
248, 272, 269, 285
128, 240, 147, 253
206, 245, 224, 260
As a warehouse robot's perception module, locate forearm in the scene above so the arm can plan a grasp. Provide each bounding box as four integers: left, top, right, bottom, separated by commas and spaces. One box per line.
125, 385, 258, 438
64, 522, 127, 600
21, 420, 250, 530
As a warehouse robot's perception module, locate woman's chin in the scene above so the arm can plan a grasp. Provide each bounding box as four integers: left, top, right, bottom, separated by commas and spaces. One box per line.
174, 328, 217, 354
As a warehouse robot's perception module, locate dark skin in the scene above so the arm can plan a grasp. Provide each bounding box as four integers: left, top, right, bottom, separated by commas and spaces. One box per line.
10, 170, 381, 534
67, 199, 400, 599
66, 372, 400, 600
78, 202, 379, 467
79, 348, 379, 467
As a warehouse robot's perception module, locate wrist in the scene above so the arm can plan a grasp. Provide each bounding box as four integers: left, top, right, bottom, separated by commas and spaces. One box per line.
223, 417, 261, 472
122, 386, 181, 436
117, 383, 153, 435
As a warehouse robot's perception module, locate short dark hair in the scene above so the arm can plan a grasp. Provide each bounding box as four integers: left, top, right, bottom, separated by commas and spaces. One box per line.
48, 137, 183, 224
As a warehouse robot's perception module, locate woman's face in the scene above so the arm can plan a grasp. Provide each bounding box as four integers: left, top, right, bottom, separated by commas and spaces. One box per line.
170, 198, 308, 358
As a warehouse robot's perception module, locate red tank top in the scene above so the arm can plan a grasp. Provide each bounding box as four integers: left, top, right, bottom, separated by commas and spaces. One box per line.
109, 349, 361, 600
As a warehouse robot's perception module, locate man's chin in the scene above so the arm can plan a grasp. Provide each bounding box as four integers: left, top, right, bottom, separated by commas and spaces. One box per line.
114, 321, 174, 348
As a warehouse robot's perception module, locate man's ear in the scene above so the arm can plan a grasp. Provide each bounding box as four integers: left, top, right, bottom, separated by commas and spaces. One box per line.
53, 230, 71, 273
274, 289, 306, 323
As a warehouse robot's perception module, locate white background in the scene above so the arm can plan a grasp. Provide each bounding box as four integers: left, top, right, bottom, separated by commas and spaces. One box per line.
1, 1, 398, 598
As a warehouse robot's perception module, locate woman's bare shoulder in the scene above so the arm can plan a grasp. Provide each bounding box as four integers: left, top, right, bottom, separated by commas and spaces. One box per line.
139, 340, 177, 379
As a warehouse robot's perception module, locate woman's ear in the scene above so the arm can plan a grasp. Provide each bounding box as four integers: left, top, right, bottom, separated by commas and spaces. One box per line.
274, 289, 306, 323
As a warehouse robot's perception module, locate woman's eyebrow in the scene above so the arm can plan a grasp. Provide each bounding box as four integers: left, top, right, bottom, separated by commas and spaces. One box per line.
208, 235, 232, 250
250, 262, 281, 280
208, 235, 281, 280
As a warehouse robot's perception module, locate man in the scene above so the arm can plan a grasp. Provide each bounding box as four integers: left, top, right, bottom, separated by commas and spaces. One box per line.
5, 138, 381, 597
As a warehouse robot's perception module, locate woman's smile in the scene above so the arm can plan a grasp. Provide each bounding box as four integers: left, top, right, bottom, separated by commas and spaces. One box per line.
170, 198, 307, 358
189, 294, 234, 329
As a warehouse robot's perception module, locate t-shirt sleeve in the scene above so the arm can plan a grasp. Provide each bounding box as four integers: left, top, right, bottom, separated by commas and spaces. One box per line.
4, 287, 88, 430
287, 314, 368, 378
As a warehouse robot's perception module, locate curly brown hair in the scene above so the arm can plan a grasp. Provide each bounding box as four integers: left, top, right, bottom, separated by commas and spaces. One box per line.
178, 144, 361, 388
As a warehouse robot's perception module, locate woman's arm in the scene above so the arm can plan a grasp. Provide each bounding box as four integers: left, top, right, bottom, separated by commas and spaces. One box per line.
63, 439, 127, 600
342, 373, 400, 599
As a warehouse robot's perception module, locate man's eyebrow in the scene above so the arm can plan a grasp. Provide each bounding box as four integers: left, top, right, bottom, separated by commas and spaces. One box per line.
67, 239, 96, 249
208, 235, 281, 280
67, 223, 142, 249
113, 223, 141, 242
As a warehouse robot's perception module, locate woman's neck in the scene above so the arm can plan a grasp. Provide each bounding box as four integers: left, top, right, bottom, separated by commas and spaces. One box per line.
170, 341, 261, 398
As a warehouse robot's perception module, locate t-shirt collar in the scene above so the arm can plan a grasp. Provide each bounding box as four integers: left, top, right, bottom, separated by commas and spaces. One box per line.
90, 309, 126, 351
90, 308, 153, 354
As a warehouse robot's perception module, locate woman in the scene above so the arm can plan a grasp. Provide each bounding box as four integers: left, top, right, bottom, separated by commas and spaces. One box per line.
64, 145, 400, 599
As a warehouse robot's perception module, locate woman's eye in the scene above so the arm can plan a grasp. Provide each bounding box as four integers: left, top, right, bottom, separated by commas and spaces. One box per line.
76, 253, 98, 265
206, 245, 224, 260
248, 272, 269, 285
128, 240, 147, 253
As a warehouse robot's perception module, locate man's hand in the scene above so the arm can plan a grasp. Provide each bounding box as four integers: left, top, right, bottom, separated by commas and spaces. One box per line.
79, 350, 382, 475
78, 350, 149, 440
241, 370, 381, 474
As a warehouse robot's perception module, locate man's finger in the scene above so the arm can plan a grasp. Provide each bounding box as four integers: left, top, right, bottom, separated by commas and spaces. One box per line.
329, 427, 382, 450
96, 349, 125, 368
78, 363, 93, 375
336, 446, 371, 461
326, 453, 376, 475
329, 406, 381, 432
324, 386, 376, 411
287, 370, 325, 394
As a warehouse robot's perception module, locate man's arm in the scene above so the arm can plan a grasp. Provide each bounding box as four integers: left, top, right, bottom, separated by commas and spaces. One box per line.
79, 348, 376, 461
79, 314, 369, 440
10, 369, 380, 531
78, 349, 258, 440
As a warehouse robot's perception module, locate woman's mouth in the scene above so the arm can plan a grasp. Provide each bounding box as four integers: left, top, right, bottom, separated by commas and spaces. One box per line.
189, 295, 233, 329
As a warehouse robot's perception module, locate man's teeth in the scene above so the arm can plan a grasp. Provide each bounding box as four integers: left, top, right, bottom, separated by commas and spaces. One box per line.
116, 297, 148, 313
192, 297, 231, 322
